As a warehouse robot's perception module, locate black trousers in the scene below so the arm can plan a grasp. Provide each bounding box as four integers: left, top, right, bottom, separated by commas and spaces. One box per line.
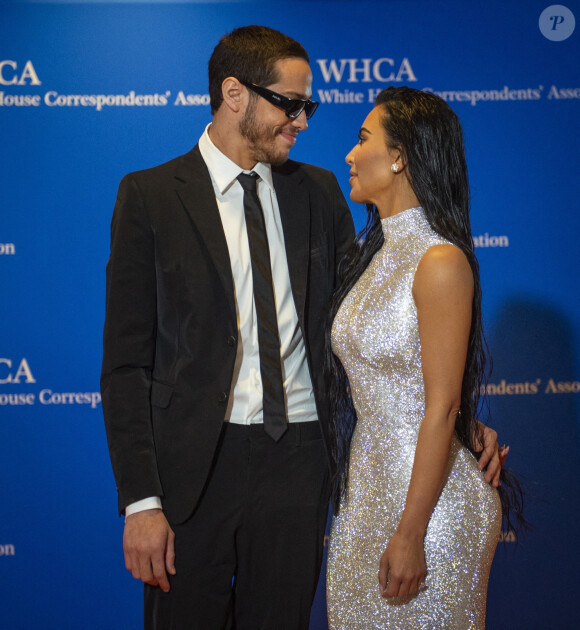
144, 421, 330, 630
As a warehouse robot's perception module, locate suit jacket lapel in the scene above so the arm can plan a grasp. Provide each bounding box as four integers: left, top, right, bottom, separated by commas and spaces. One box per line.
273, 164, 310, 324
174, 145, 237, 323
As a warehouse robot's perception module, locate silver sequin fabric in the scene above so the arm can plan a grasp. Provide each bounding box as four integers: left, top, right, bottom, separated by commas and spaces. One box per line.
327, 207, 501, 629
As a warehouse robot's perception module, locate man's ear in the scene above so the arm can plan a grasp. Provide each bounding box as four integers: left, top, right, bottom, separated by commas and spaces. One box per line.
222, 77, 244, 113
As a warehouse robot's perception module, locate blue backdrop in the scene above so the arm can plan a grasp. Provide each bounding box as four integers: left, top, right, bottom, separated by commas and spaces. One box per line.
1, 1, 579, 628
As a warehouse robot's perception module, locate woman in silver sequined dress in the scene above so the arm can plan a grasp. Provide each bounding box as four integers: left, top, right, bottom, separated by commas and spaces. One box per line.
326, 87, 503, 629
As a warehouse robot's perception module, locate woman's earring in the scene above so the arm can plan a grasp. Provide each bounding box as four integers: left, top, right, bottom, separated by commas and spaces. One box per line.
391, 163, 399, 173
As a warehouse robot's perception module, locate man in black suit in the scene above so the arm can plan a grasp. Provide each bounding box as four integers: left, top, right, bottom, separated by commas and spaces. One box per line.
102, 25, 354, 629
102, 25, 502, 630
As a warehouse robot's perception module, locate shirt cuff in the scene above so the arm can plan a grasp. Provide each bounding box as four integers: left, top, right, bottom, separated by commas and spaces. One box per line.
124, 496, 163, 518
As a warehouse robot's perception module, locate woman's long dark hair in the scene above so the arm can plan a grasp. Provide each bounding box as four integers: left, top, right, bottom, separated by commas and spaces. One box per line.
327, 86, 524, 532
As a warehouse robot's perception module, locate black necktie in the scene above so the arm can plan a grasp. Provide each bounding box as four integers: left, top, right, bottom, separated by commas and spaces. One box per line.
237, 172, 287, 441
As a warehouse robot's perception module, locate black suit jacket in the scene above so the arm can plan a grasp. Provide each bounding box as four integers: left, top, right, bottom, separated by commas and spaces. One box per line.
101, 145, 355, 524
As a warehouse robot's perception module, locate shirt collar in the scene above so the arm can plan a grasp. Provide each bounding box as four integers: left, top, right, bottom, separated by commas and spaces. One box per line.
198, 123, 274, 195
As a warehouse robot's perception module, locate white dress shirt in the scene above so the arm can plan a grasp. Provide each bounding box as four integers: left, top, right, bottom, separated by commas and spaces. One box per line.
126, 125, 318, 517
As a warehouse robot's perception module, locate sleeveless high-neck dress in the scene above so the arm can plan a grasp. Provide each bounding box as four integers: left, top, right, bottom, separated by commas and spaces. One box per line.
327, 207, 501, 629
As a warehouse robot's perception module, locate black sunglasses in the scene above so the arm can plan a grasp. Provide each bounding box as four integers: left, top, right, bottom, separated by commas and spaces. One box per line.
240, 80, 319, 120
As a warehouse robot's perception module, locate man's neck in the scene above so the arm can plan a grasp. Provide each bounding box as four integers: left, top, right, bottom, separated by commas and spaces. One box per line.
208, 119, 256, 170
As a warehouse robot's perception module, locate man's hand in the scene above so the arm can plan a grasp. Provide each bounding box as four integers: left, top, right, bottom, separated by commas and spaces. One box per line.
474, 421, 509, 487
123, 508, 176, 592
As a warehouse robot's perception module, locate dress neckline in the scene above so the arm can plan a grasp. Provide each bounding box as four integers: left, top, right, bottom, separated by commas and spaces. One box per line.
380, 206, 426, 240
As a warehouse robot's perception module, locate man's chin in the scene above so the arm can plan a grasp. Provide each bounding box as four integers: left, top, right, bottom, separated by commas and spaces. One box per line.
269, 142, 292, 166
254, 148, 290, 167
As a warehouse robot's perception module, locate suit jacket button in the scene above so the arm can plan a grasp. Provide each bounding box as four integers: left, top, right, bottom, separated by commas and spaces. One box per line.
227, 336, 236, 347
218, 391, 228, 403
